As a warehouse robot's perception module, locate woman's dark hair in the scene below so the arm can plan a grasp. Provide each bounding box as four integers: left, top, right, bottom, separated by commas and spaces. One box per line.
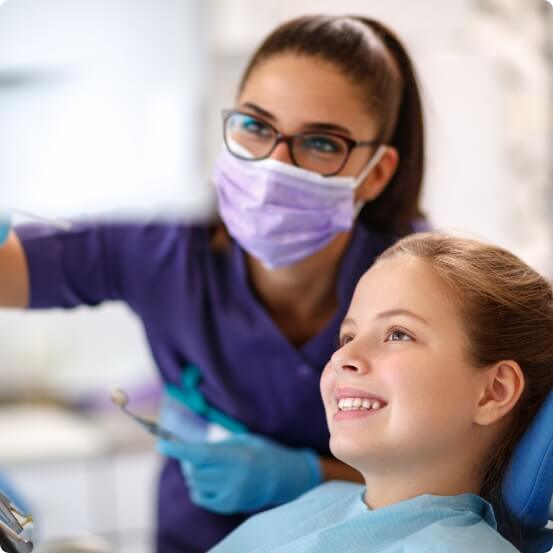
378, 232, 553, 547
238, 15, 425, 237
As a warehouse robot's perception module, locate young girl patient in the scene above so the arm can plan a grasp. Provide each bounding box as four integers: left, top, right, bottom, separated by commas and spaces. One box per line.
207, 232, 553, 552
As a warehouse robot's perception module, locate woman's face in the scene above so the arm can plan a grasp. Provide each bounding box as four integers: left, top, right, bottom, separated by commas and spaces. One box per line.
320, 256, 489, 478
237, 54, 384, 185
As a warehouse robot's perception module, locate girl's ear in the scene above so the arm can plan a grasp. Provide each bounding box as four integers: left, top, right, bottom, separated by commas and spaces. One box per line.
474, 361, 525, 426
355, 147, 399, 203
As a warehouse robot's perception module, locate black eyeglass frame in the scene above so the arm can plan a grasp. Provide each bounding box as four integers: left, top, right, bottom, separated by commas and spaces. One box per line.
222, 109, 381, 177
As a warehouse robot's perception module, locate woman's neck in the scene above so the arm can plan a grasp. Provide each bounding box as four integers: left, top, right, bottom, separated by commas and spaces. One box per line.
246, 231, 352, 346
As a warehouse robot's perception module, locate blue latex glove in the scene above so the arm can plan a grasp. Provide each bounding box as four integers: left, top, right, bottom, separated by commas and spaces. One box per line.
157, 433, 323, 514
0, 212, 10, 246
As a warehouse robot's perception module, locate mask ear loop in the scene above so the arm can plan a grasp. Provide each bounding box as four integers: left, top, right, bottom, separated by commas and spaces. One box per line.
353, 145, 389, 217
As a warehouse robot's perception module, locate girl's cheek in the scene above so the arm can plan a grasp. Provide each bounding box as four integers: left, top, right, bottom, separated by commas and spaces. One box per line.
320, 362, 335, 404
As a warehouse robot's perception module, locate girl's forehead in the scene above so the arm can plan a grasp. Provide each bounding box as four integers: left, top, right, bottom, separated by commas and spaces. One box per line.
352, 257, 455, 321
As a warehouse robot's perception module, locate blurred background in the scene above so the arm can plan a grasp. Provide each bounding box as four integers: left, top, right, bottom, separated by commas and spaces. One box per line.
0, 0, 551, 551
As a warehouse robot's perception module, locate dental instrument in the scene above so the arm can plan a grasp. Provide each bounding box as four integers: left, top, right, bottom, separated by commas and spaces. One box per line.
0, 209, 72, 246
110, 388, 182, 442
12, 209, 72, 231
0, 492, 33, 553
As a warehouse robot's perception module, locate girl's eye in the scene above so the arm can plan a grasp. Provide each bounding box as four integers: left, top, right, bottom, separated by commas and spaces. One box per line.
339, 333, 354, 347
386, 328, 412, 342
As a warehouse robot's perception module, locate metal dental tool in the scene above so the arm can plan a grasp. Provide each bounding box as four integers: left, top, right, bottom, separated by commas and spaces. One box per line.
110, 388, 182, 442
0, 492, 33, 553
12, 209, 72, 231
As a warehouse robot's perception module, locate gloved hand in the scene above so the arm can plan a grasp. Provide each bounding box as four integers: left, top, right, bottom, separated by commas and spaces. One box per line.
157, 433, 322, 514
0, 212, 11, 246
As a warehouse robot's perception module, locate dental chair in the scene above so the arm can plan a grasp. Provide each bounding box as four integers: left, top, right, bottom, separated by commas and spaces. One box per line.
502, 391, 553, 553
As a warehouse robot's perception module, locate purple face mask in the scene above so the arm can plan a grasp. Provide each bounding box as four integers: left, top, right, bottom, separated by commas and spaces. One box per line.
212, 145, 386, 269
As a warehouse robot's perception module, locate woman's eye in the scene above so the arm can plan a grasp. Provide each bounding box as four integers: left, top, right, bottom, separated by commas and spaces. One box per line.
300, 135, 344, 155
386, 328, 412, 342
240, 117, 271, 137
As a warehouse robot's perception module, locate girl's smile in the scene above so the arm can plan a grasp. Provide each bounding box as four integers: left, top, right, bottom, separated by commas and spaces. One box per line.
332, 386, 389, 421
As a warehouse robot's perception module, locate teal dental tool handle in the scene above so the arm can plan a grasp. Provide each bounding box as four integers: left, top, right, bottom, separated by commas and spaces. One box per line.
165, 364, 247, 434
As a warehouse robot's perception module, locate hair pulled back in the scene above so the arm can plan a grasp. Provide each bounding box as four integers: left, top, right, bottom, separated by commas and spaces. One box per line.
239, 15, 425, 236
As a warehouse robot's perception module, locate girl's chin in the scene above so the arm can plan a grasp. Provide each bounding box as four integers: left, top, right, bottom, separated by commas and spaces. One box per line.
329, 435, 372, 469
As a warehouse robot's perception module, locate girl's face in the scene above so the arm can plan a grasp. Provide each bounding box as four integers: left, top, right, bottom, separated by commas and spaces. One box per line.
320, 256, 489, 478
237, 54, 395, 199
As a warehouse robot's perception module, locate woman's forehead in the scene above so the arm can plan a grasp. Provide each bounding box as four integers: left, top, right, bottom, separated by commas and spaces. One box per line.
239, 54, 378, 135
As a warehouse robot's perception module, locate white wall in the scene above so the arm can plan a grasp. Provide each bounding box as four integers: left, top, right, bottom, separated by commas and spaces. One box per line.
0, 0, 210, 219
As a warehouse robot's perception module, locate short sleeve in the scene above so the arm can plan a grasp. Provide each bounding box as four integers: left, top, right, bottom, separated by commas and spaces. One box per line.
15, 221, 201, 311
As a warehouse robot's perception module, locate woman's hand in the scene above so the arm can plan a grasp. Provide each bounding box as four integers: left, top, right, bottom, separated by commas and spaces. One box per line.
157, 433, 322, 514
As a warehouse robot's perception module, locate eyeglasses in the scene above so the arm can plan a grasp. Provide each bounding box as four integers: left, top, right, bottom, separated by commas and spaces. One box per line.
222, 110, 380, 177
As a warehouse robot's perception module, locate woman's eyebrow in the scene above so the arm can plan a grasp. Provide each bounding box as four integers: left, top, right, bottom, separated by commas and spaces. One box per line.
239, 102, 277, 121
239, 102, 352, 136
301, 122, 352, 136
376, 309, 429, 325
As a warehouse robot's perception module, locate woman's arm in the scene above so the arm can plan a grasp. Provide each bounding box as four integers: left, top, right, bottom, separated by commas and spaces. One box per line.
0, 231, 30, 308
320, 455, 363, 483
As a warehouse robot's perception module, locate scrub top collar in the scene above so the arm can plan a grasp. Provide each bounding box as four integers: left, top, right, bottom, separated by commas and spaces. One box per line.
229, 222, 383, 357
230, 221, 371, 304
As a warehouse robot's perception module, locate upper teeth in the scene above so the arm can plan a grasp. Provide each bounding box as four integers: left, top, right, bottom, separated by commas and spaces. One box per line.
338, 397, 384, 411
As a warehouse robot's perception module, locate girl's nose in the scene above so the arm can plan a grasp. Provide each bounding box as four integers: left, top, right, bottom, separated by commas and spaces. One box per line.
330, 342, 370, 374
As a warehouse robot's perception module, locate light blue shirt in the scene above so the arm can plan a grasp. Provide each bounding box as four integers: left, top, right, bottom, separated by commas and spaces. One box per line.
209, 481, 519, 552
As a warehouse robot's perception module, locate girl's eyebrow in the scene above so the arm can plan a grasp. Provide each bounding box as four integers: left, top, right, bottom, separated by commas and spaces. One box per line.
340, 317, 356, 330
376, 308, 429, 326
239, 102, 353, 137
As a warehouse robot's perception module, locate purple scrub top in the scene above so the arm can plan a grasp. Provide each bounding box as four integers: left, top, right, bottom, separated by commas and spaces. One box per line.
16, 221, 394, 553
